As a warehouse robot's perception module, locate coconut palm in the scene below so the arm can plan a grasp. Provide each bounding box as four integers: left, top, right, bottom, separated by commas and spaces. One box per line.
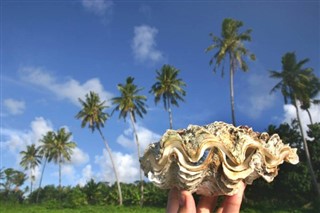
11, 170, 27, 193
270, 52, 320, 196
206, 18, 255, 126
299, 74, 320, 125
19, 144, 41, 194
112, 76, 147, 206
76, 91, 123, 206
36, 131, 55, 202
150, 64, 186, 129
50, 128, 76, 189
1, 168, 15, 192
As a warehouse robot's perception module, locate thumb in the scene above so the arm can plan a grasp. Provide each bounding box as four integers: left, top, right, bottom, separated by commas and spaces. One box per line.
178, 191, 196, 213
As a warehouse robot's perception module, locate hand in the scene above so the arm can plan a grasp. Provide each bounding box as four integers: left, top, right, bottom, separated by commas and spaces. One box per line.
166, 181, 246, 213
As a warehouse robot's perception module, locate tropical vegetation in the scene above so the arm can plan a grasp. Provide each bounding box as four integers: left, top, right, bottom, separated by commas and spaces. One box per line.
76, 91, 123, 205
150, 64, 186, 129
112, 76, 147, 206
19, 144, 41, 194
206, 18, 255, 126
269, 52, 320, 196
1, 18, 319, 212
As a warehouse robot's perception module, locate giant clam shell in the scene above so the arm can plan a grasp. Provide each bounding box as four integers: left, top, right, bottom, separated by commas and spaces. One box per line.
140, 122, 299, 196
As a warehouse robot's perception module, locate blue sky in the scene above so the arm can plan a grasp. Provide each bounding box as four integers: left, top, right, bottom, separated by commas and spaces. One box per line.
1, 0, 319, 188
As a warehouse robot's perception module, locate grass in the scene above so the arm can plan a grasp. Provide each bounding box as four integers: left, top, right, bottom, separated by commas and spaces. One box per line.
0, 203, 318, 213
0, 204, 164, 213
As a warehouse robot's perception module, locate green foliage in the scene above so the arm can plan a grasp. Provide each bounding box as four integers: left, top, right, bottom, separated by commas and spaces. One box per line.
76, 91, 110, 132
64, 186, 88, 208
307, 123, 320, 174
112, 76, 147, 122
246, 123, 320, 208
0, 168, 27, 204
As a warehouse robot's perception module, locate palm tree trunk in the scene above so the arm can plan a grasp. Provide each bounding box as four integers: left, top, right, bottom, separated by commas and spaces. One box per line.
129, 112, 144, 207
167, 101, 173, 129
294, 98, 320, 196
30, 169, 33, 194
229, 53, 236, 126
36, 158, 47, 203
306, 109, 314, 125
97, 128, 123, 206
59, 155, 62, 189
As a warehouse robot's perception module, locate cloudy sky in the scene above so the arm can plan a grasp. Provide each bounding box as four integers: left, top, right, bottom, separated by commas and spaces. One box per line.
1, 0, 319, 188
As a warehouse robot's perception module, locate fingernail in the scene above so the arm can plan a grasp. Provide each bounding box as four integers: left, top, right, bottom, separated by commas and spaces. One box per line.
179, 192, 185, 206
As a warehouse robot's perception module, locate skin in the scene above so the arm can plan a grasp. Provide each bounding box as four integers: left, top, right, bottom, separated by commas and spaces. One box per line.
166, 181, 246, 213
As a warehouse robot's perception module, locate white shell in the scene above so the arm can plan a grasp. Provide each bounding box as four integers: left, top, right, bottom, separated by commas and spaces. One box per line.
140, 122, 299, 196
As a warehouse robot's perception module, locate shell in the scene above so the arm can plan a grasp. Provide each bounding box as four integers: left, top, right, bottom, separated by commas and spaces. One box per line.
140, 122, 299, 196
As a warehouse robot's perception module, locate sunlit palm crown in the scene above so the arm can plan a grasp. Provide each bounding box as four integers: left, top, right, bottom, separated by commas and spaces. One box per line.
206, 18, 255, 75
20, 144, 42, 170
76, 91, 109, 132
38, 131, 56, 162
150, 64, 186, 110
270, 52, 315, 105
112, 76, 147, 122
50, 128, 76, 163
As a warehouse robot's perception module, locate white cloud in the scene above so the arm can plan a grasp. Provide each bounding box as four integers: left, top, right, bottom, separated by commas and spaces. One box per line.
132, 25, 164, 63
1, 117, 53, 154
19, 67, 113, 106
90, 123, 161, 184
238, 73, 277, 118
95, 150, 140, 183
77, 164, 94, 186
68, 147, 90, 166
82, 0, 113, 17
1, 117, 53, 184
94, 123, 160, 184
282, 96, 320, 137
3, 98, 26, 115
116, 122, 161, 153
0, 117, 90, 187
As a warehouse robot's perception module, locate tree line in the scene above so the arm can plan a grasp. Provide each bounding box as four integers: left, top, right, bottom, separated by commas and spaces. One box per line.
1, 17, 319, 209
1, 122, 319, 210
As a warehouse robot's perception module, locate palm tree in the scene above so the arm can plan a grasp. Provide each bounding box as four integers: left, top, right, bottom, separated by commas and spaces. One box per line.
19, 144, 41, 194
270, 52, 320, 196
76, 91, 123, 206
112, 76, 147, 206
150, 64, 186, 129
11, 170, 27, 193
1, 168, 16, 193
50, 128, 76, 189
36, 131, 55, 202
299, 74, 320, 125
206, 18, 255, 126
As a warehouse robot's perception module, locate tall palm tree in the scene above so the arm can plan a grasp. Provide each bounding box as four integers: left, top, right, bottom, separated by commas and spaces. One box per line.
36, 131, 55, 202
76, 91, 123, 206
150, 64, 186, 129
270, 52, 320, 196
19, 144, 41, 194
112, 76, 147, 206
206, 18, 255, 126
299, 74, 320, 125
50, 128, 76, 189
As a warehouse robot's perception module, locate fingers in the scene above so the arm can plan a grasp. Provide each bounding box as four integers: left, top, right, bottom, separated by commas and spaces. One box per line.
167, 188, 180, 213
178, 191, 196, 213
220, 182, 246, 213
196, 195, 217, 213
166, 182, 246, 213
